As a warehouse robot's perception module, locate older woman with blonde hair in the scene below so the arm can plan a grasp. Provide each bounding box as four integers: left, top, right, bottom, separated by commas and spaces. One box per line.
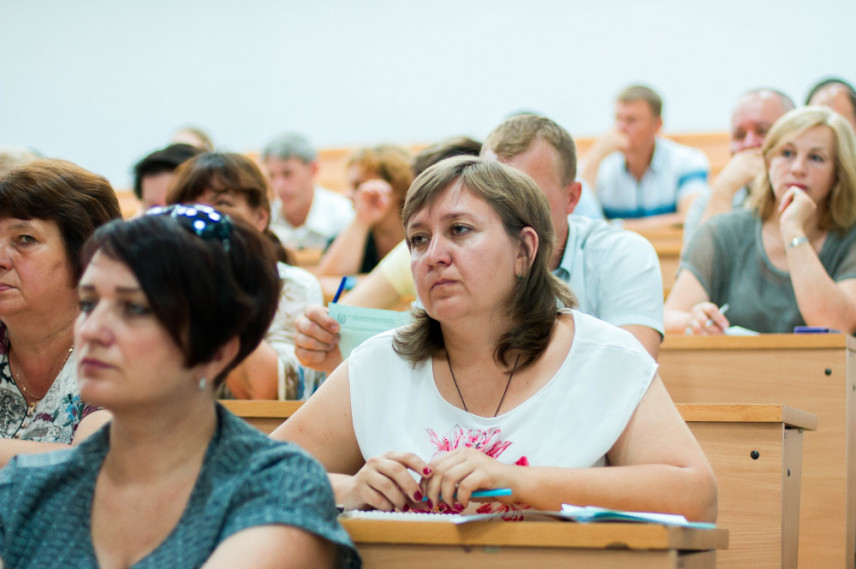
665, 106, 856, 334
274, 156, 716, 521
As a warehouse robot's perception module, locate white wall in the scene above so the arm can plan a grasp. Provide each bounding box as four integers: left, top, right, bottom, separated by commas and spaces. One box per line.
1, 0, 853, 189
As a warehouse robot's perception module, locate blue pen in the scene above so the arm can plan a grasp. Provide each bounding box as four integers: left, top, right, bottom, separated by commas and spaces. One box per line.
422, 488, 512, 501
332, 276, 348, 304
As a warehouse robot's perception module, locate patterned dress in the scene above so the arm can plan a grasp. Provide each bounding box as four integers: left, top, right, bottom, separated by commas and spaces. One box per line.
0, 331, 94, 443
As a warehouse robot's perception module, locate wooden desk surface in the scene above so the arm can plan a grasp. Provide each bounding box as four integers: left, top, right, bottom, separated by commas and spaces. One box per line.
660, 333, 856, 569
341, 518, 728, 549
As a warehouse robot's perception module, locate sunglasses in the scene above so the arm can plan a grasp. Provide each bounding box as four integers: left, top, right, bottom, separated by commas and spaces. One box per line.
146, 204, 233, 250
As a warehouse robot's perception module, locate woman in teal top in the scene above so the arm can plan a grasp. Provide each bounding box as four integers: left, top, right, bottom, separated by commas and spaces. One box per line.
0, 205, 359, 568
665, 107, 856, 335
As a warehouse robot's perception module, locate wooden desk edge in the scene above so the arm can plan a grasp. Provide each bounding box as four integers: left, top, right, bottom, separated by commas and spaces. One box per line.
220, 400, 303, 418
675, 403, 817, 430
340, 518, 728, 550
662, 333, 853, 350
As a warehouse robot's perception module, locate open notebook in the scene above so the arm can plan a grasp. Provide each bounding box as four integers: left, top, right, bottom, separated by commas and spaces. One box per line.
341, 504, 715, 528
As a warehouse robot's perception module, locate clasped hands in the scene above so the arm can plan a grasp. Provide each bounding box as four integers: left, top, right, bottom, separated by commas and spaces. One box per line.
340, 448, 516, 513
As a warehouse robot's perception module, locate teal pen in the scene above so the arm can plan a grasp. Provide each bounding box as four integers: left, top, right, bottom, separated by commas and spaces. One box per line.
421, 488, 511, 501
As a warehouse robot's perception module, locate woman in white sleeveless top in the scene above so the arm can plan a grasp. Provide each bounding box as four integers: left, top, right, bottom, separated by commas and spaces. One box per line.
274, 156, 716, 522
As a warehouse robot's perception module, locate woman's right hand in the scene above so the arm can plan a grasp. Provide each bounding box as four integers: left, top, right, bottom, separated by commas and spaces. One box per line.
341, 452, 433, 511
353, 179, 394, 227
683, 302, 730, 335
294, 305, 343, 373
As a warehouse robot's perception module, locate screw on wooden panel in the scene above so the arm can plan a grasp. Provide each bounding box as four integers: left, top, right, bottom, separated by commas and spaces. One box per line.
787, 468, 791, 477
751, 450, 760, 460
825, 368, 833, 376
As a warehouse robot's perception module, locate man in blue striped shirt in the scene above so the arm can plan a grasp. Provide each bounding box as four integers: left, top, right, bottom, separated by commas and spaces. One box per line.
581, 85, 709, 230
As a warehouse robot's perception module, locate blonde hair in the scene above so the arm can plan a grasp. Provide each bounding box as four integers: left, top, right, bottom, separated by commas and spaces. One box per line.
748, 106, 856, 232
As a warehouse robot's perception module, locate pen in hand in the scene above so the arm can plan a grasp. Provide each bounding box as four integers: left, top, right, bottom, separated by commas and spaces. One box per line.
704, 303, 729, 328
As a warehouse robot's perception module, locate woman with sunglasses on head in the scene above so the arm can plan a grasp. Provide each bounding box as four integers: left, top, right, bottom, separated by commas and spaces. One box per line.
0, 205, 359, 568
0, 159, 120, 465
168, 152, 324, 400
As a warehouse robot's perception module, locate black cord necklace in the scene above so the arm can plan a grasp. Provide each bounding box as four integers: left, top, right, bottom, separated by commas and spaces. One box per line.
445, 351, 521, 417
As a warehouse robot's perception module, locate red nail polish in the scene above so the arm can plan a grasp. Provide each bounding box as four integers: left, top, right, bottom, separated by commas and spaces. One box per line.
453, 502, 465, 512
426, 499, 434, 509
402, 504, 410, 512
423, 467, 433, 476
413, 491, 423, 501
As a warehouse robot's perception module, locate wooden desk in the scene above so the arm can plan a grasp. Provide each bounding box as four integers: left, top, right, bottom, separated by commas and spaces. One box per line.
680, 404, 815, 569
342, 518, 727, 568
224, 400, 806, 568
660, 334, 856, 569
220, 400, 302, 434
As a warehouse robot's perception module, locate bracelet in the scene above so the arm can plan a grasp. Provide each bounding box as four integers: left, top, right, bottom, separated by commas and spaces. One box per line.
786, 235, 810, 250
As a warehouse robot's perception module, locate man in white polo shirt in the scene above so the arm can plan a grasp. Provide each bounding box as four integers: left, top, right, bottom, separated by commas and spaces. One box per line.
262, 133, 354, 250
581, 85, 709, 230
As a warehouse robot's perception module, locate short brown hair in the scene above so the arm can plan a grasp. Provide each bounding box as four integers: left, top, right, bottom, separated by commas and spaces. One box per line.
393, 156, 575, 370
617, 85, 663, 118
347, 145, 413, 206
483, 114, 578, 186
83, 212, 281, 388
0, 159, 121, 280
748, 106, 856, 232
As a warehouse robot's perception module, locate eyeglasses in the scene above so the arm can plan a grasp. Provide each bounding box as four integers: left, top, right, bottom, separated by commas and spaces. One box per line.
146, 204, 233, 250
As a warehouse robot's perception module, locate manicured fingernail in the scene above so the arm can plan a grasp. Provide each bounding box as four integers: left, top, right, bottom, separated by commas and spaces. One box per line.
413, 491, 422, 501
426, 499, 434, 509
453, 502, 465, 512
423, 467, 433, 476
402, 504, 410, 512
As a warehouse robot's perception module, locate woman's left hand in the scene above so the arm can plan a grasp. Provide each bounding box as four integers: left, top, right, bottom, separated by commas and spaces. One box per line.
778, 186, 817, 239
423, 448, 516, 510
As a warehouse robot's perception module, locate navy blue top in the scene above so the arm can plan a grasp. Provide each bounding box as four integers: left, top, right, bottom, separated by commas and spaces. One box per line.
0, 404, 360, 568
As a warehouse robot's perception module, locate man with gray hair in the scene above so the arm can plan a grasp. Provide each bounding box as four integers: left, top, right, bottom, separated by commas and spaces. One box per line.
262, 133, 353, 250
483, 114, 663, 358
683, 88, 795, 242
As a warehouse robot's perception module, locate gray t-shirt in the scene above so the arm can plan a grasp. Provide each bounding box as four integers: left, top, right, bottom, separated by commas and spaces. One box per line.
682, 209, 856, 333
0, 404, 360, 568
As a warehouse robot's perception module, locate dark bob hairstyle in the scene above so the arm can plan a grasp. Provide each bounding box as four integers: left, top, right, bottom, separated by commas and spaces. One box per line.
0, 159, 122, 281
81, 206, 282, 387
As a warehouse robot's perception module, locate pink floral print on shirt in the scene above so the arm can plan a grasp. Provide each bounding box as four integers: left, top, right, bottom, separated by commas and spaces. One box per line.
426, 424, 530, 520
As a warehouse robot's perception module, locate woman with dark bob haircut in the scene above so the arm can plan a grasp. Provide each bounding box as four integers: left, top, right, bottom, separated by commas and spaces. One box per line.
274, 156, 716, 522
0, 205, 360, 568
0, 159, 120, 464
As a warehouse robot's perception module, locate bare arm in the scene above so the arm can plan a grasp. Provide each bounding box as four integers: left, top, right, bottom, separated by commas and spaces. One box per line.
203, 525, 336, 569
697, 149, 762, 225
425, 377, 717, 522
342, 261, 406, 309
271, 363, 429, 511
580, 130, 629, 194
315, 180, 393, 277
780, 188, 856, 332
663, 270, 729, 335
620, 325, 661, 359
224, 341, 279, 400
0, 408, 112, 467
